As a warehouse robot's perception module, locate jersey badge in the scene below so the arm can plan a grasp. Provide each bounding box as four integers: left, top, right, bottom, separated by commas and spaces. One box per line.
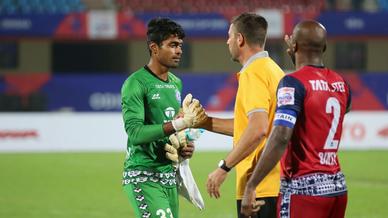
175, 90, 181, 103
278, 87, 295, 106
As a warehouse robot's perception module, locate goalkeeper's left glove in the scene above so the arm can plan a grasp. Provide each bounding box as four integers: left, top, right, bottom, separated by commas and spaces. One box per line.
171, 130, 188, 148
164, 143, 179, 163
165, 131, 189, 162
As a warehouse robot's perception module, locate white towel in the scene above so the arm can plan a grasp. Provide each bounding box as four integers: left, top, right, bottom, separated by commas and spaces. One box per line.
177, 159, 205, 210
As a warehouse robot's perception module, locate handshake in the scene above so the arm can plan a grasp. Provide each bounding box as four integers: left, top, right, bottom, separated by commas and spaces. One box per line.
166, 94, 208, 163
171, 93, 208, 131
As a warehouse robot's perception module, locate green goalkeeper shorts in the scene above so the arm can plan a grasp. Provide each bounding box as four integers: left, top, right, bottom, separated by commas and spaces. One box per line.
124, 181, 179, 218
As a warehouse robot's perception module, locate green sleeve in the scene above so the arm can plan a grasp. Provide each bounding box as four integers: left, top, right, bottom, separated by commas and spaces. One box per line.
121, 78, 165, 145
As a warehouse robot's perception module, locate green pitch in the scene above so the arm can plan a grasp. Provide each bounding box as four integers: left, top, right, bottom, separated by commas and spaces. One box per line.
0, 151, 387, 218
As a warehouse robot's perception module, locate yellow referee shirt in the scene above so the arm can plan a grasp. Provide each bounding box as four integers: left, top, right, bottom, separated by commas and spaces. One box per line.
234, 51, 284, 199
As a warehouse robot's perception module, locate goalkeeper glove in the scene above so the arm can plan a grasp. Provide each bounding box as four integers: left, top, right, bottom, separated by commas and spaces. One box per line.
164, 143, 178, 163
172, 94, 208, 131
165, 131, 189, 162
170, 130, 188, 148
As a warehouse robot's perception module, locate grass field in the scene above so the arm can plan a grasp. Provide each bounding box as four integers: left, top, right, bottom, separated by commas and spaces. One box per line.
0, 151, 387, 218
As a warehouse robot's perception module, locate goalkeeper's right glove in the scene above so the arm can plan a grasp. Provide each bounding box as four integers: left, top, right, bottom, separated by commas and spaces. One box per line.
172, 94, 208, 131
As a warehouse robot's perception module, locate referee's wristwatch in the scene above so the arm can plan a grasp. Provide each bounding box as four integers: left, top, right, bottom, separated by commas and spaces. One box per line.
218, 159, 231, 172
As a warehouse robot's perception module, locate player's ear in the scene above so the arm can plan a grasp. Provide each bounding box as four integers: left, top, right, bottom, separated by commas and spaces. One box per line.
237, 33, 244, 47
293, 42, 298, 53
323, 43, 327, 53
149, 42, 158, 55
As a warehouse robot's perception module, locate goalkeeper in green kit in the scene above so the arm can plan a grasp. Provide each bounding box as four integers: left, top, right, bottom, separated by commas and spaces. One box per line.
121, 17, 207, 218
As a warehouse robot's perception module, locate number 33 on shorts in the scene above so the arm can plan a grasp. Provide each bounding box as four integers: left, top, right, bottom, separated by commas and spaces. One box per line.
156, 208, 173, 218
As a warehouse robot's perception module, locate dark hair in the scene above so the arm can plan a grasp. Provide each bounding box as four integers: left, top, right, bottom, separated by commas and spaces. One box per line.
147, 17, 185, 53
231, 13, 267, 47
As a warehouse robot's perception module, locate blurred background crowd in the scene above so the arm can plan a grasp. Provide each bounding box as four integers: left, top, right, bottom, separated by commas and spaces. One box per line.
2, 0, 388, 14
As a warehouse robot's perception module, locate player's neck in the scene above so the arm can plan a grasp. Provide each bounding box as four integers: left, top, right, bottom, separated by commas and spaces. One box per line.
147, 60, 169, 81
240, 46, 263, 66
295, 55, 324, 70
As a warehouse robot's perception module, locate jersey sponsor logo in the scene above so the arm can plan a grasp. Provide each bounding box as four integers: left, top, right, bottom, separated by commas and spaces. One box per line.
278, 87, 295, 106
155, 84, 176, 89
175, 90, 181, 103
309, 80, 346, 92
151, 93, 160, 100
164, 107, 176, 119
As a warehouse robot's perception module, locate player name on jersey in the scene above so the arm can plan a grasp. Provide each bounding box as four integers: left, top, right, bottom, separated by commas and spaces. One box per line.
318, 151, 338, 166
309, 80, 346, 93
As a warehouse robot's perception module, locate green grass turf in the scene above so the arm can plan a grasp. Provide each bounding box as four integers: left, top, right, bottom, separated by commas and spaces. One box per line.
0, 151, 387, 218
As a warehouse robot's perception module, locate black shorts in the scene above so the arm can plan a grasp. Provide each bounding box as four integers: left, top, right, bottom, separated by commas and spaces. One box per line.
236, 197, 277, 218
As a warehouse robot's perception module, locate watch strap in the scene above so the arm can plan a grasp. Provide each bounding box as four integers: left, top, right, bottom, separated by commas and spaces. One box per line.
219, 160, 231, 172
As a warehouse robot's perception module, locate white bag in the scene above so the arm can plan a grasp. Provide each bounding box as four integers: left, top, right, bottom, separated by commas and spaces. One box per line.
177, 159, 205, 210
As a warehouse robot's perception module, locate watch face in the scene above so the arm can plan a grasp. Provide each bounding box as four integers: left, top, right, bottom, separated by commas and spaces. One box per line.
218, 160, 224, 167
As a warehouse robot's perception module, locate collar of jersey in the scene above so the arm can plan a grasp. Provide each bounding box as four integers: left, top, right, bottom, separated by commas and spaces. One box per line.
306, 64, 325, 69
239, 51, 269, 73
144, 65, 170, 83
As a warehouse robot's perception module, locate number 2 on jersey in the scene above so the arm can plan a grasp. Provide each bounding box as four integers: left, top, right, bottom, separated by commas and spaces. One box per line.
324, 97, 340, 150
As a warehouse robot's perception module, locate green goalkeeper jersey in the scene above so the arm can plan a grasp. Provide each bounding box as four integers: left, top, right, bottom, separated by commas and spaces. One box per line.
121, 66, 182, 177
